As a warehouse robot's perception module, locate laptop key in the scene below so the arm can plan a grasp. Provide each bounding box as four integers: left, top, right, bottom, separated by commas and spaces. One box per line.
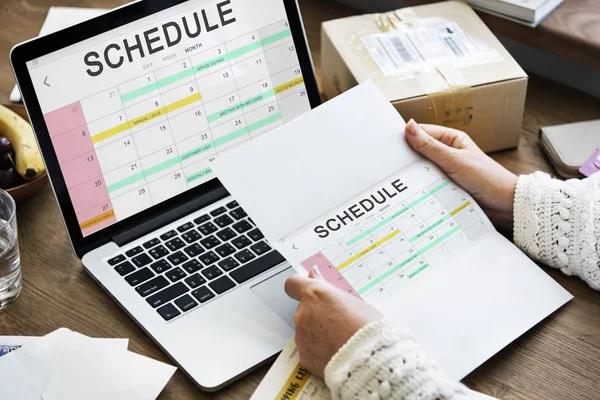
182, 230, 201, 243
193, 214, 210, 224
166, 267, 186, 282
209, 276, 236, 294
230, 251, 286, 284
216, 227, 237, 241
125, 267, 154, 286
247, 228, 264, 242
210, 206, 227, 217
230, 207, 247, 220
167, 251, 188, 266
218, 257, 240, 272
125, 246, 143, 257
198, 222, 218, 235
234, 249, 255, 264
143, 238, 160, 249
226, 200, 238, 209
185, 273, 206, 288
232, 235, 251, 249
146, 282, 189, 308
199, 251, 219, 266
149, 245, 168, 259
174, 294, 198, 312
166, 237, 185, 251
201, 265, 223, 280
132, 253, 152, 268
107, 255, 125, 266
160, 230, 177, 241
251, 241, 272, 256
136, 276, 169, 297
182, 259, 202, 274
200, 235, 220, 249
216, 243, 235, 258
232, 220, 252, 234
114, 261, 135, 276
157, 303, 181, 321
177, 222, 194, 233
150, 259, 172, 274
192, 286, 215, 303
214, 215, 234, 228
183, 243, 204, 257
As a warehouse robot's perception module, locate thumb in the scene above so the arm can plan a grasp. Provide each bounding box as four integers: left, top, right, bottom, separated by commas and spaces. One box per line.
284, 273, 315, 301
405, 119, 452, 164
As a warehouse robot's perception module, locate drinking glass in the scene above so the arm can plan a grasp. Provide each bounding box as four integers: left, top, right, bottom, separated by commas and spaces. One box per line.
0, 189, 21, 310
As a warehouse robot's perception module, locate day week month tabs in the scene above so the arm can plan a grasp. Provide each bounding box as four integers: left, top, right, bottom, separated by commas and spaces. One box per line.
279, 164, 488, 306
28, 0, 312, 238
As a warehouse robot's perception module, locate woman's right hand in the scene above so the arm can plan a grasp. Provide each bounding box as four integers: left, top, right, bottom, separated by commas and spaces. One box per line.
404, 120, 518, 228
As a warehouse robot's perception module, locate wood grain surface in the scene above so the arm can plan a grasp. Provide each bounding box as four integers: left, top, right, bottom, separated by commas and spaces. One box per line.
1, 1, 600, 399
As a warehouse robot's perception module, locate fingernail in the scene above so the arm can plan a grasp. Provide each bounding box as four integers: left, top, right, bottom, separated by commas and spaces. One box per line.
406, 119, 421, 137
312, 265, 322, 277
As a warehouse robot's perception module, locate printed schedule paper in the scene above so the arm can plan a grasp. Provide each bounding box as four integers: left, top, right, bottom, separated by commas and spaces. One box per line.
212, 80, 573, 382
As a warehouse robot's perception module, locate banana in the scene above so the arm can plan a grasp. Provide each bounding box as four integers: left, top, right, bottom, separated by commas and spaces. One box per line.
0, 104, 45, 180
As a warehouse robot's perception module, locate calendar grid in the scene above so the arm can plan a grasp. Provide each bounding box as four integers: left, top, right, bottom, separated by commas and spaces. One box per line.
43, 17, 311, 236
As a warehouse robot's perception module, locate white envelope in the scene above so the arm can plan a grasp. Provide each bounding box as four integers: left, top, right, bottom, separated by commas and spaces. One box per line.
42, 332, 176, 400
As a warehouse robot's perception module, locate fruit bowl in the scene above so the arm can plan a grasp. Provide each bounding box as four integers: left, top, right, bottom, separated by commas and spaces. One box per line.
5, 172, 48, 202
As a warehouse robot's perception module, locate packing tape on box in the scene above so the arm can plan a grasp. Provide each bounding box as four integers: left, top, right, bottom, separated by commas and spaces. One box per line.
346, 8, 494, 128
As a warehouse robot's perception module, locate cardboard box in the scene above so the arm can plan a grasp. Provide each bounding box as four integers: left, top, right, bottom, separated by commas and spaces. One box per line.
321, 1, 528, 153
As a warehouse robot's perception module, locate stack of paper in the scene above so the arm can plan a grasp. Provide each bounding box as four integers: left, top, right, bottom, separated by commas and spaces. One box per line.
466, 0, 563, 27
0, 328, 176, 400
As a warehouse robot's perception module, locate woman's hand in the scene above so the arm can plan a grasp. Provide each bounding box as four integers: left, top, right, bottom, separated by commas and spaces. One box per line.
405, 120, 518, 228
285, 267, 383, 378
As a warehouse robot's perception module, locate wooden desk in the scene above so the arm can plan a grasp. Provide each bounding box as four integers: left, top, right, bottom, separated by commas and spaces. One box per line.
1, 1, 600, 399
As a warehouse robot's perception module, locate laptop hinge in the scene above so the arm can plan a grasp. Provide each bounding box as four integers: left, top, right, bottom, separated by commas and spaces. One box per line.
112, 187, 229, 247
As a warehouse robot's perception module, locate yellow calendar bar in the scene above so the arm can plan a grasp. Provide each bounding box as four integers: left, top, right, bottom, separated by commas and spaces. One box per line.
91, 93, 202, 144
336, 230, 400, 271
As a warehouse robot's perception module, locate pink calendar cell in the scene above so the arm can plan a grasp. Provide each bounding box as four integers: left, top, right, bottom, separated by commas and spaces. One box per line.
60, 150, 103, 189
44, 101, 87, 137
301, 252, 361, 299
52, 126, 95, 163
68, 176, 111, 214
77, 202, 117, 236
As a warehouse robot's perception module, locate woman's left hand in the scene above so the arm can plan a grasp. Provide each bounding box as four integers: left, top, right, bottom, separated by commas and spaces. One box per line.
285, 267, 384, 377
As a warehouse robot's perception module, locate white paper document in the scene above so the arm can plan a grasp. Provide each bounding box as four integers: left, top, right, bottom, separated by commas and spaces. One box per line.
0, 328, 174, 400
42, 332, 176, 400
212, 80, 572, 388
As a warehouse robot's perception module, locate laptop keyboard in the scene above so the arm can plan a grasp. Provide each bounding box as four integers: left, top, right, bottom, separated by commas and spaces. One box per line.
107, 200, 285, 321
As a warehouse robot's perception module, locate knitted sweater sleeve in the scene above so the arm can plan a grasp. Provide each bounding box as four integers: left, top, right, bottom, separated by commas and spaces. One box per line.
513, 172, 600, 290
324, 319, 495, 400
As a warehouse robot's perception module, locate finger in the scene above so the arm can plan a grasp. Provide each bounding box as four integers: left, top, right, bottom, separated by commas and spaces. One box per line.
405, 119, 454, 163
308, 265, 325, 281
418, 124, 472, 149
284, 274, 314, 301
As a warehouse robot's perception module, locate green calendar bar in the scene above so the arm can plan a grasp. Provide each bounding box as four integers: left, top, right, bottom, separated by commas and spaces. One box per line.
120, 28, 292, 103
346, 180, 451, 246
357, 225, 461, 295
107, 113, 282, 193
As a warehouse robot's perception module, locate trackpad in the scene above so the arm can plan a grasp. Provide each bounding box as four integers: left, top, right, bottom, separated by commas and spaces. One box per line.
251, 267, 298, 329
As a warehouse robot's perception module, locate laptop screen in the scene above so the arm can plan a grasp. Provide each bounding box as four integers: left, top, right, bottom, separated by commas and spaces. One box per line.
26, 0, 312, 238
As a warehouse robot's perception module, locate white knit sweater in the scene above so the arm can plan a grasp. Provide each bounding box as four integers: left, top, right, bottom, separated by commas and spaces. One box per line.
325, 172, 600, 399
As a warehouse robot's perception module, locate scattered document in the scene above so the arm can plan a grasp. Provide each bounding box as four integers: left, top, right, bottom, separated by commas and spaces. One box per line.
10, 6, 108, 103
42, 332, 176, 400
212, 80, 572, 382
0, 333, 127, 357
0, 328, 175, 400
251, 337, 329, 400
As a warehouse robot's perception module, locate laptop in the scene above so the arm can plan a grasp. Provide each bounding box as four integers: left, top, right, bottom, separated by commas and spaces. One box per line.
10, 0, 321, 391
